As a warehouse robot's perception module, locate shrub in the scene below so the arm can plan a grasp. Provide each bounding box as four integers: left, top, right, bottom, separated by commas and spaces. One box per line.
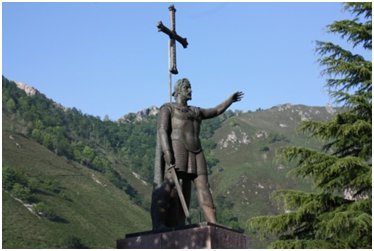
269, 133, 290, 143
2, 166, 28, 191
11, 183, 34, 202
33, 202, 57, 220
260, 146, 270, 152
59, 235, 86, 249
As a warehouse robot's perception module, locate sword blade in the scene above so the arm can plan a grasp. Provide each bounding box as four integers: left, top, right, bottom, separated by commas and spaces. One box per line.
170, 166, 191, 224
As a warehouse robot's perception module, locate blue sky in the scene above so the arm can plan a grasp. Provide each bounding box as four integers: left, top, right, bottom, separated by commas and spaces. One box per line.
2, 2, 368, 120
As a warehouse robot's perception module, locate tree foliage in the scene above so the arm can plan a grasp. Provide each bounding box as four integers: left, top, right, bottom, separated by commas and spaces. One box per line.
215, 195, 242, 231
248, 3, 371, 248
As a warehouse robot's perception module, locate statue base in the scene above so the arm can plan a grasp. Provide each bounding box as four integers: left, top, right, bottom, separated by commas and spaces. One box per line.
116, 222, 250, 249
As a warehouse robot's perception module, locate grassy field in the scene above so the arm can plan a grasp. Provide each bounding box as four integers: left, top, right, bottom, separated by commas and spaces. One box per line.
2, 125, 151, 248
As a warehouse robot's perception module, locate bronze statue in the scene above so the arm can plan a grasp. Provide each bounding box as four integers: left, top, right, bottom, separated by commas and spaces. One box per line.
151, 78, 244, 230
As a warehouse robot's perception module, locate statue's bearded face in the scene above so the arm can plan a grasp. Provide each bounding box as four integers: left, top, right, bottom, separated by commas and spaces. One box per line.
178, 82, 192, 101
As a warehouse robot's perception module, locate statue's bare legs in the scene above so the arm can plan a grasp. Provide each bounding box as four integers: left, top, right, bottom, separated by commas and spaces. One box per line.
194, 152, 217, 223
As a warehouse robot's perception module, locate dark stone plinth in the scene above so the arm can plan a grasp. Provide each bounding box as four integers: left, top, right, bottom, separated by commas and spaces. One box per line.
117, 222, 250, 249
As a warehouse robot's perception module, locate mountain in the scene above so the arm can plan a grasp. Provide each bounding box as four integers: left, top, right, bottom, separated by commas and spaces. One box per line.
2, 123, 150, 248
2, 76, 338, 248
2, 77, 154, 248
207, 104, 337, 247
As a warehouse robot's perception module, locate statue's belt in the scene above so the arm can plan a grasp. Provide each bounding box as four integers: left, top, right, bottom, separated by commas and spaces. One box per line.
172, 138, 202, 154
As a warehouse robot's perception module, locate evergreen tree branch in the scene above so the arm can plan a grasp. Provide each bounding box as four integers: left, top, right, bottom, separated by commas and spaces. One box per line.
328, 19, 372, 49
345, 2, 372, 22
316, 42, 371, 94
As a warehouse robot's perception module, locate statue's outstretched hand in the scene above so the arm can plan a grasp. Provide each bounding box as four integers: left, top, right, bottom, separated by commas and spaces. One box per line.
231, 91, 244, 103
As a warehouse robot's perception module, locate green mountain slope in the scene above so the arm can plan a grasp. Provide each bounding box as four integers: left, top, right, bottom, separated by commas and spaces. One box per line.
2, 76, 338, 248
207, 105, 337, 247
3, 114, 151, 248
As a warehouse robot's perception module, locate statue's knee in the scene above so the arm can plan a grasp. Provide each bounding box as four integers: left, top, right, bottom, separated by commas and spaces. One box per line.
201, 199, 215, 209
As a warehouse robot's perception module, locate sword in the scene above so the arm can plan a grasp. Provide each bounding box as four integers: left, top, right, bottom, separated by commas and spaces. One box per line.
169, 164, 191, 224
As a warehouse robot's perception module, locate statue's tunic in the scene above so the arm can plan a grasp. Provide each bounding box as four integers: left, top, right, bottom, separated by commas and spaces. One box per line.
156, 103, 207, 182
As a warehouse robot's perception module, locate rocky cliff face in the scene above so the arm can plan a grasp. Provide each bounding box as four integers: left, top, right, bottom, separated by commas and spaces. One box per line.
118, 106, 159, 123
15, 81, 39, 96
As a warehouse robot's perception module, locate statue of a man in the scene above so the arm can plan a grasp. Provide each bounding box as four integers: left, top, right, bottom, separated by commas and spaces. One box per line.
151, 78, 244, 230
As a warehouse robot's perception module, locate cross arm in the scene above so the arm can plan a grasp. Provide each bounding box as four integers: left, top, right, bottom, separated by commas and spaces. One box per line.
157, 21, 188, 48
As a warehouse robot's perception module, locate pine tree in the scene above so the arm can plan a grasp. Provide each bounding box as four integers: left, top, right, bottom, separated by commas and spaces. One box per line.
248, 3, 371, 248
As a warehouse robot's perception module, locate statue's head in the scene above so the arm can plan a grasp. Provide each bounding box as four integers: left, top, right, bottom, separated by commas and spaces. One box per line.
172, 78, 192, 101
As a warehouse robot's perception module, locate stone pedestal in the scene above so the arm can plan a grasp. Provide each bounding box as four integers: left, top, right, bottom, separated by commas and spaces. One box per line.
117, 222, 250, 249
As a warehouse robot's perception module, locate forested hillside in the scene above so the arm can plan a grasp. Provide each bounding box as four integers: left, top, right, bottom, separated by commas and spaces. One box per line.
3, 76, 338, 248
3, 77, 157, 248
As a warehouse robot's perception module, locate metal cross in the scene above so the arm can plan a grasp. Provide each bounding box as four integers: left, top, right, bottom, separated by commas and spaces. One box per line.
157, 5, 188, 75
157, 5, 188, 102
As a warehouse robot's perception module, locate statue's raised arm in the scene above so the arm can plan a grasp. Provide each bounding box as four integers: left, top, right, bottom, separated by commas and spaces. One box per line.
200, 91, 244, 119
